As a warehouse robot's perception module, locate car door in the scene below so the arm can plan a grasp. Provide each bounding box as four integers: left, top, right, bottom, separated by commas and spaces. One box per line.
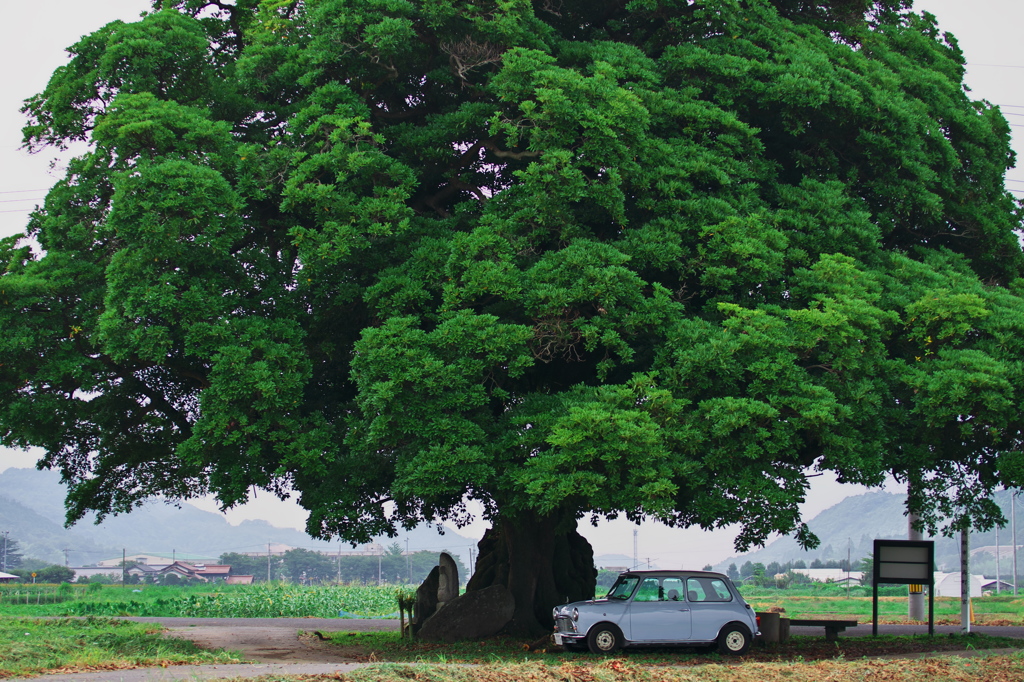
687, 577, 742, 641
628, 577, 692, 642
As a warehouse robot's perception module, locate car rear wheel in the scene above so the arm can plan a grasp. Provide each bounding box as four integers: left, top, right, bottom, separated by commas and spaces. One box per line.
587, 624, 623, 654
717, 623, 751, 655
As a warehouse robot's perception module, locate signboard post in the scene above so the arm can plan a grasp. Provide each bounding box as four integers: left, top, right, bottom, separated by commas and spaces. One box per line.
873, 539, 935, 635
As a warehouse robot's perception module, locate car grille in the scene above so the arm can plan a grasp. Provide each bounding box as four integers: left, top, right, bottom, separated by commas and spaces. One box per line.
555, 616, 577, 634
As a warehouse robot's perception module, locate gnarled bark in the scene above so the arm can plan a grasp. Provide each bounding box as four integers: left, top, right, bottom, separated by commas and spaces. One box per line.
465, 512, 597, 637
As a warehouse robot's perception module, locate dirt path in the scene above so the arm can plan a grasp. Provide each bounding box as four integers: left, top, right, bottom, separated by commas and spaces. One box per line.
126, 617, 398, 663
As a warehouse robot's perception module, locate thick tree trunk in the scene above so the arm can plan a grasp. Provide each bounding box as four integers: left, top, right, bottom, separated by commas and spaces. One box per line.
465, 511, 597, 637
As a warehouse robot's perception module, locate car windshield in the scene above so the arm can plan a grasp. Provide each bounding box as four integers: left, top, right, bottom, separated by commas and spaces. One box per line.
605, 576, 640, 600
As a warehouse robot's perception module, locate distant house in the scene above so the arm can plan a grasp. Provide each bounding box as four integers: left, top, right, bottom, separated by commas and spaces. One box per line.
982, 579, 1013, 593
159, 562, 234, 583
70, 566, 123, 582
96, 553, 216, 568
0, 571, 17, 583
970, 545, 1019, 561
226, 575, 254, 585
933, 572, 985, 598
791, 568, 864, 584
126, 564, 163, 580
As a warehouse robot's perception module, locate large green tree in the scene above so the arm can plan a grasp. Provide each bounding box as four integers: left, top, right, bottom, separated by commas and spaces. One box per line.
3, 0, 1024, 634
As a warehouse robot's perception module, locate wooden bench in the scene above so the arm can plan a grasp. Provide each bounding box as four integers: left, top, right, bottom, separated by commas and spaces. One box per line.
787, 618, 858, 641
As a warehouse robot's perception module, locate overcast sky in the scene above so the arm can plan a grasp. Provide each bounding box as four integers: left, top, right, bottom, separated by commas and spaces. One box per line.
1, 0, 1021, 568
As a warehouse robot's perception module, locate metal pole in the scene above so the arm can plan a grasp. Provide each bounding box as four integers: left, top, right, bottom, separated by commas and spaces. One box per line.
997, 523, 1001, 594
1, 531, 7, 572
633, 529, 638, 570
908, 482, 924, 621
960, 527, 971, 633
1014, 492, 1019, 597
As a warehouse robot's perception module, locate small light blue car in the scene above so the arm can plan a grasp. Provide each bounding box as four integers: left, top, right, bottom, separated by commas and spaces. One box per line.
553, 570, 760, 655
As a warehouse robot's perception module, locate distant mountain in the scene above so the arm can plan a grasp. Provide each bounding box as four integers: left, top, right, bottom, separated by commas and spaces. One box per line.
0, 468, 478, 569
714, 489, 1021, 575
595, 554, 637, 569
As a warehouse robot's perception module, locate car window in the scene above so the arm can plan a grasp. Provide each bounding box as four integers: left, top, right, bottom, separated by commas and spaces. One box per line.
662, 578, 684, 601
685, 578, 707, 602
634, 578, 661, 602
709, 578, 733, 601
687, 577, 733, 602
606, 576, 639, 600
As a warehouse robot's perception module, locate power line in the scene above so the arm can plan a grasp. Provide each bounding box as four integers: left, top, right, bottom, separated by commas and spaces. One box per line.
0, 189, 49, 195
0, 197, 45, 204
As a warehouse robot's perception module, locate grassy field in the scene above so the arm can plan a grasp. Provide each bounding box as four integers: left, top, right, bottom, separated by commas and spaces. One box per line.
0, 617, 243, 679
3, 582, 1024, 624
742, 593, 1024, 624
0, 582, 404, 618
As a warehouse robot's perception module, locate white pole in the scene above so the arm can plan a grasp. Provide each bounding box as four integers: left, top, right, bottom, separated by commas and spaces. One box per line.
996, 523, 1001, 594
1014, 492, 1019, 597
908, 480, 924, 621
960, 527, 971, 633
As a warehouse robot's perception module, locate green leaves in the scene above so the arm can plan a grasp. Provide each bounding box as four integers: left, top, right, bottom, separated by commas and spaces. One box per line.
4, 0, 1024, 553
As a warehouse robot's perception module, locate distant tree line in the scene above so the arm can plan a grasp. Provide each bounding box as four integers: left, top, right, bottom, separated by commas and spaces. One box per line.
220, 544, 469, 585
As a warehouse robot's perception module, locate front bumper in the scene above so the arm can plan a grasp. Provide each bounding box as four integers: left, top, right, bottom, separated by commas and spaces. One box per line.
554, 615, 584, 646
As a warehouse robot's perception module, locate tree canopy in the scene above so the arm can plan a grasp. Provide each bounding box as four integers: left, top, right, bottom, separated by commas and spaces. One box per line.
3, 0, 1024, 632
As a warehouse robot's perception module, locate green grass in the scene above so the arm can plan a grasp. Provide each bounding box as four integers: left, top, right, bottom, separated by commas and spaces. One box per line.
743, 593, 1024, 623
323, 629, 1024, 666
0, 617, 243, 678
0, 582, 402, 618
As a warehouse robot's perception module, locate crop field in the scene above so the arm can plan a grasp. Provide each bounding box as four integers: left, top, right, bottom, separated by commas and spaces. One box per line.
3, 581, 1024, 624
0, 582, 405, 618
742, 592, 1024, 624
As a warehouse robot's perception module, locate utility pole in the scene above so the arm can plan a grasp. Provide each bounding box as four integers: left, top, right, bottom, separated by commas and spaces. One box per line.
960, 526, 971, 633
1014, 491, 1019, 596
996, 523, 1001, 594
268, 543, 272, 583
1, 531, 8, 572
847, 538, 851, 599
62, 548, 71, 567
633, 529, 638, 570
406, 539, 411, 583
908, 480, 925, 622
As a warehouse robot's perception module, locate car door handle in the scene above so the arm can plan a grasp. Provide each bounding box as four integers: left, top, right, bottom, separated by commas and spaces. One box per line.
678, 608, 690, 612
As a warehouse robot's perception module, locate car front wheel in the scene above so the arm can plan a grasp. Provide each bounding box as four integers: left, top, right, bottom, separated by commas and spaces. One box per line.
717, 623, 752, 655
587, 624, 623, 654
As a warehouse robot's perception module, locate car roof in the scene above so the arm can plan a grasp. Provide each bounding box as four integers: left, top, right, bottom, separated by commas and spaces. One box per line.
617, 570, 729, 578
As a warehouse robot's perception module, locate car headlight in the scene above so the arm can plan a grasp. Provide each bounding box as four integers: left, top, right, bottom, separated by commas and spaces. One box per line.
572, 608, 579, 622
553, 607, 559, 619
